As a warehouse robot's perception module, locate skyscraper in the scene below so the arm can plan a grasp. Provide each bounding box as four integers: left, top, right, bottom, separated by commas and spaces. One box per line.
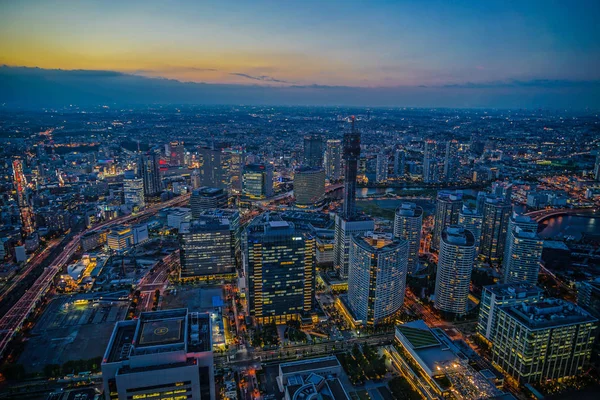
245, 213, 315, 325
595, 152, 600, 181
242, 163, 273, 199
293, 166, 325, 207
139, 152, 162, 197
334, 118, 374, 278
434, 226, 475, 315
393, 148, 406, 177
169, 141, 185, 166
458, 205, 482, 257
503, 226, 543, 285
375, 152, 388, 183
393, 203, 423, 274
492, 299, 598, 384
179, 216, 236, 280
422, 139, 437, 183
303, 134, 324, 168
342, 118, 360, 220
480, 195, 511, 262
324, 139, 342, 181
431, 190, 463, 251
198, 145, 232, 191
443, 139, 459, 182
347, 232, 409, 326
123, 172, 145, 209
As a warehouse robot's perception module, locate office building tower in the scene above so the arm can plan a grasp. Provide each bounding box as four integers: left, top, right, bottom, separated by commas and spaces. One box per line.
132, 223, 149, 244
477, 283, 544, 341
107, 225, 134, 251
393, 149, 406, 177
393, 203, 423, 274
242, 163, 274, 199
245, 213, 315, 324
422, 139, 437, 183
492, 299, 598, 384
123, 174, 145, 209
223, 147, 244, 193
303, 134, 324, 168
431, 191, 463, 251
198, 145, 232, 191
434, 226, 475, 315
334, 118, 374, 278
443, 139, 459, 182
190, 169, 201, 189
139, 152, 162, 197
333, 215, 374, 279
294, 166, 325, 207
169, 141, 185, 166
325, 139, 342, 181
480, 195, 512, 262
179, 216, 235, 279
347, 232, 408, 326
476, 191, 487, 214
342, 118, 361, 219
594, 152, 600, 181
503, 226, 543, 285
375, 152, 388, 183
101, 309, 215, 400
578, 280, 600, 317
458, 205, 482, 257
190, 187, 228, 217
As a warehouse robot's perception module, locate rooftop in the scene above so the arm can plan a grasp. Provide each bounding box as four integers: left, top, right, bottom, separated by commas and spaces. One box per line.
442, 225, 475, 246
280, 356, 341, 375
484, 283, 544, 299
502, 298, 598, 329
396, 202, 423, 217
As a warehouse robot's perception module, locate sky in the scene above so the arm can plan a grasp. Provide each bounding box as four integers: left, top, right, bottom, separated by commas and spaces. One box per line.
0, 1, 599, 108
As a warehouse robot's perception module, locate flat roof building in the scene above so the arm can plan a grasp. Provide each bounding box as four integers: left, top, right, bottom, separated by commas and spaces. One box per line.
101, 308, 214, 400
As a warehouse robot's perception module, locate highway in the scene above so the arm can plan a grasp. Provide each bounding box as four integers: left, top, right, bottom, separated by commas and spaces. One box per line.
0, 193, 191, 359
524, 207, 596, 222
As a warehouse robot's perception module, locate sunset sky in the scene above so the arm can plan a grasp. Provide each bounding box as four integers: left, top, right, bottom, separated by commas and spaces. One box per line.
2, 0, 599, 88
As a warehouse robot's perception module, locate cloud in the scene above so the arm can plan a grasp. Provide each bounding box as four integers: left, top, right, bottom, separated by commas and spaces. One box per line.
230, 73, 291, 84
442, 79, 600, 89
133, 66, 218, 74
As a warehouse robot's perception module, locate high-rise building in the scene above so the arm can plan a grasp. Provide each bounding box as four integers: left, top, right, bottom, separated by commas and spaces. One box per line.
303, 134, 324, 168
477, 283, 544, 341
434, 226, 475, 315
342, 118, 361, 220
324, 139, 342, 181
333, 215, 374, 279
179, 216, 236, 279
492, 299, 598, 384
375, 152, 388, 183
123, 173, 145, 209
223, 147, 244, 193
393, 203, 423, 274
294, 166, 325, 207
242, 163, 273, 199
458, 205, 482, 257
198, 145, 231, 191
139, 152, 162, 197
190, 169, 202, 189
503, 226, 543, 285
578, 280, 600, 317
190, 187, 228, 217
594, 152, 600, 181
431, 191, 463, 251
245, 213, 314, 324
422, 139, 437, 184
334, 119, 374, 278
491, 181, 513, 203
393, 149, 406, 177
101, 309, 215, 400
480, 195, 512, 262
443, 139, 459, 182
347, 232, 408, 326
169, 141, 185, 166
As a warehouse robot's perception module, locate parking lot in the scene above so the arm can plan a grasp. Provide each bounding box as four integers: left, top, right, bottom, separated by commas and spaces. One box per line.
19, 296, 128, 373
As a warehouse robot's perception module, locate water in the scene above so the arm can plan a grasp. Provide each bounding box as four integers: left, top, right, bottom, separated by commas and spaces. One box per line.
539, 214, 600, 240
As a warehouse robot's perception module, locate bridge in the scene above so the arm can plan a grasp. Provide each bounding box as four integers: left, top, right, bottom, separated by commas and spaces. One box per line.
524, 207, 597, 222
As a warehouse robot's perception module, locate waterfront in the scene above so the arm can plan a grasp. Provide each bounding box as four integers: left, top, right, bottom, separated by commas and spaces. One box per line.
539, 212, 600, 240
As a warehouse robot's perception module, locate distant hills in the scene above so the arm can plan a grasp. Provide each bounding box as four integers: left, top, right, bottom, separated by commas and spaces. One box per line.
1, 66, 599, 109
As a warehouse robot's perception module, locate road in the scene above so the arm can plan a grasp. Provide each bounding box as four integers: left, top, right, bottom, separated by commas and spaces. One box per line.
0, 193, 191, 359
